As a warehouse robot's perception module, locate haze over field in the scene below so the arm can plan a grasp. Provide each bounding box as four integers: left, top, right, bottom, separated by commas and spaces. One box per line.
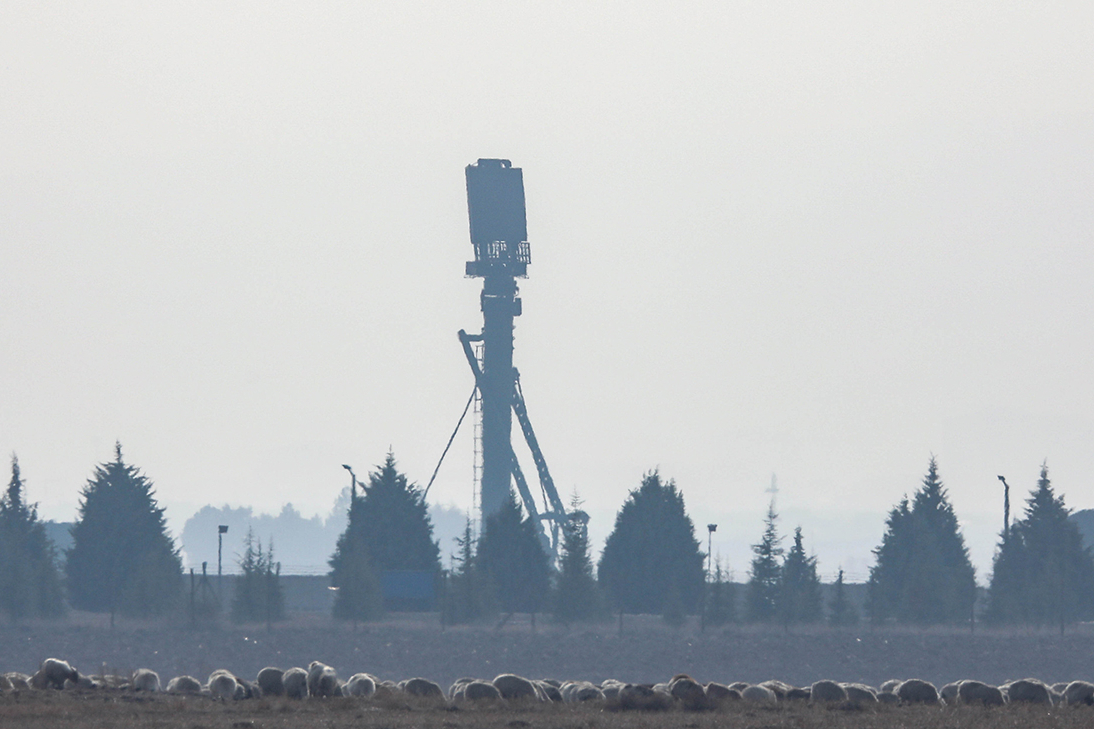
2, 3, 1092, 580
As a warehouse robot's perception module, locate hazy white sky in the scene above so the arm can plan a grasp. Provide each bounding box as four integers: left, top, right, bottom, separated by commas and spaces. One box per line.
2, 3, 1092, 581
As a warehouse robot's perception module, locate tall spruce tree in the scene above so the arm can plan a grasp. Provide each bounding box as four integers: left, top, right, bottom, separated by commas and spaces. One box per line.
986, 463, 1094, 627
231, 528, 284, 625
597, 470, 705, 615
828, 568, 859, 626
444, 517, 492, 624
477, 490, 551, 616
553, 494, 605, 624
353, 453, 441, 574
65, 444, 182, 623
329, 486, 383, 623
706, 558, 736, 627
746, 499, 783, 622
866, 457, 976, 625
779, 526, 822, 626
0, 456, 65, 621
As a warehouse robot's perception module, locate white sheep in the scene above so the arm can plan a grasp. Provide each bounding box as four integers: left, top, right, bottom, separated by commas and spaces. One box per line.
1002, 678, 1053, 705
741, 685, 778, 704
896, 679, 939, 704
401, 677, 444, 699
256, 667, 284, 696
493, 674, 539, 701
31, 658, 79, 690
1064, 681, 1094, 706
207, 670, 240, 700
809, 680, 847, 703
282, 667, 309, 699
307, 661, 341, 698
956, 680, 1005, 706
131, 669, 161, 692
166, 675, 203, 695
343, 673, 376, 698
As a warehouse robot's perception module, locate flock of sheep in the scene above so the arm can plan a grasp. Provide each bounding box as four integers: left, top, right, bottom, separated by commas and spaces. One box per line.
4, 657, 1094, 710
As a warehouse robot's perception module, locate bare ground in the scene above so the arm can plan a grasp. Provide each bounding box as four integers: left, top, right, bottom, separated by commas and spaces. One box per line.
1, 691, 1092, 729
2, 613, 1092, 690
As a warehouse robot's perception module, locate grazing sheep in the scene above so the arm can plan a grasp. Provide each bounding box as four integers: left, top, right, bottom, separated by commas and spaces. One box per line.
741, 685, 778, 704
5, 673, 31, 691
208, 670, 239, 700
563, 681, 605, 702
841, 684, 878, 704
1064, 681, 1094, 706
1004, 678, 1053, 705
402, 677, 444, 699
461, 680, 502, 701
668, 675, 706, 708
448, 678, 474, 700
343, 673, 377, 698
617, 683, 673, 711
956, 680, 1005, 706
307, 662, 341, 698
897, 679, 939, 704
537, 680, 563, 702
31, 658, 79, 690
810, 680, 847, 703
283, 667, 309, 699
256, 667, 284, 696
705, 683, 741, 702
940, 682, 960, 703
131, 669, 160, 693
165, 675, 202, 695
491, 674, 538, 701
759, 680, 792, 700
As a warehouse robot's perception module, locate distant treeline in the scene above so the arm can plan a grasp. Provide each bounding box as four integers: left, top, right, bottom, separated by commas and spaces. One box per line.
2, 445, 1094, 630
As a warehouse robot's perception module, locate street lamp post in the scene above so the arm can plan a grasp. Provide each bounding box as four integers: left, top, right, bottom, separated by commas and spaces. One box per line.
343, 464, 357, 499
707, 524, 717, 580
997, 475, 1011, 541
217, 525, 228, 595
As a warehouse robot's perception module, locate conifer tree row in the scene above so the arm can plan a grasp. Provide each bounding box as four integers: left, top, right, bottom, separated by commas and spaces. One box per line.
866, 457, 975, 625
986, 463, 1094, 627
65, 444, 182, 623
0, 455, 65, 621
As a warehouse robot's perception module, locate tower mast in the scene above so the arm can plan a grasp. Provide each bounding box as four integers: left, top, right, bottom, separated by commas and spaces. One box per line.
464, 159, 530, 520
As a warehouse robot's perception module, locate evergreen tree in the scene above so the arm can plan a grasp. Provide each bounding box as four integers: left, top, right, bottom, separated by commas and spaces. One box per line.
779, 526, 822, 626
477, 490, 551, 615
986, 463, 1094, 627
65, 444, 182, 622
866, 457, 976, 625
553, 494, 605, 624
746, 499, 783, 622
231, 528, 284, 624
597, 470, 705, 615
828, 568, 859, 626
444, 517, 492, 624
329, 488, 383, 623
0, 456, 65, 621
353, 453, 441, 574
705, 558, 736, 627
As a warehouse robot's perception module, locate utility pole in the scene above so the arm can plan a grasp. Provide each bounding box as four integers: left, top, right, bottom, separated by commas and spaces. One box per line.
343, 464, 357, 499
707, 524, 718, 580
217, 525, 228, 595
997, 476, 1011, 540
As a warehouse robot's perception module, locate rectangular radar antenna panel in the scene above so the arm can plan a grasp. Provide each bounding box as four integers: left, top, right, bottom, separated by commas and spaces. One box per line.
466, 158, 527, 248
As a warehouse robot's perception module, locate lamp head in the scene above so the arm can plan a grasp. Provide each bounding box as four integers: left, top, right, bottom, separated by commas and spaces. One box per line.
707, 523, 717, 533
